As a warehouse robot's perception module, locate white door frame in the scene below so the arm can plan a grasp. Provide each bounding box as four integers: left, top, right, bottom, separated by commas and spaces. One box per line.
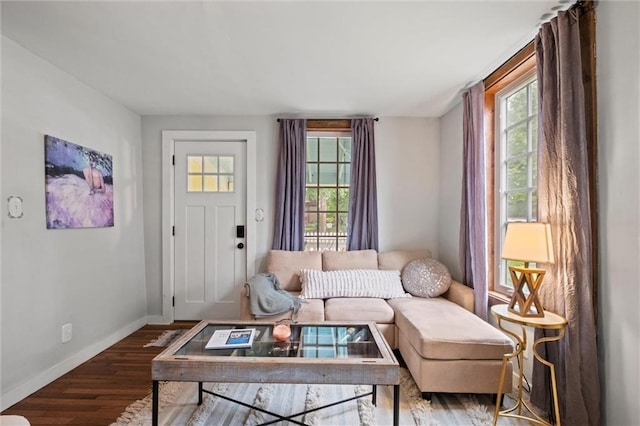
161, 130, 256, 324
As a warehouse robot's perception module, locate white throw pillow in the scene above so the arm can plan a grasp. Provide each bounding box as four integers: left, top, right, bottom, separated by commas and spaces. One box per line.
401, 258, 452, 298
299, 269, 408, 299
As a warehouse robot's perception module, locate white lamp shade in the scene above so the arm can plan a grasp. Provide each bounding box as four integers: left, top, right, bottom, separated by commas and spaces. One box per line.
501, 222, 555, 264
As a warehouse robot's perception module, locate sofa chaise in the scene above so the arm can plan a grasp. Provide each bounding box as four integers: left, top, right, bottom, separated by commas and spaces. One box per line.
240, 249, 513, 398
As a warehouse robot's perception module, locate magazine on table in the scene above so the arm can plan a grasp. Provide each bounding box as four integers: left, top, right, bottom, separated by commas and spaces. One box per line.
205, 328, 256, 349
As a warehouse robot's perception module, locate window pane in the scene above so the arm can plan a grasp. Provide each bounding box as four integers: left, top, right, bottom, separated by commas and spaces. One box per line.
219, 156, 234, 174
219, 175, 234, 192
203, 175, 218, 192
338, 213, 348, 234
338, 138, 351, 162
532, 116, 538, 151
188, 175, 202, 192
188, 156, 202, 173
337, 237, 347, 252
338, 164, 350, 186
307, 137, 318, 162
531, 155, 537, 186
532, 191, 538, 221
306, 164, 318, 184
305, 213, 318, 233
506, 191, 528, 221
305, 187, 318, 211
318, 188, 336, 212
338, 188, 349, 211
530, 80, 538, 115
305, 237, 318, 251
506, 123, 527, 157
323, 212, 337, 233
506, 157, 527, 190
507, 86, 527, 126
319, 164, 337, 185
203, 156, 218, 173
319, 138, 337, 162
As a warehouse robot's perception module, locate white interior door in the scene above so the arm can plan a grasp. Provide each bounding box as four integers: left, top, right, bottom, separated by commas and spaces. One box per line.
174, 140, 246, 320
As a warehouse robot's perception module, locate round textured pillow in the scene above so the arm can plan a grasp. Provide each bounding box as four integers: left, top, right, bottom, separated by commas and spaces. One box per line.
402, 258, 452, 298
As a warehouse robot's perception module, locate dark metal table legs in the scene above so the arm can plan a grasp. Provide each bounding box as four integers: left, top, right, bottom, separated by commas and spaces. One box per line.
152, 380, 159, 426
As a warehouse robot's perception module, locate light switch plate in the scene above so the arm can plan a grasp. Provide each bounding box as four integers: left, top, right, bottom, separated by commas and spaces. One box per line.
7, 196, 23, 218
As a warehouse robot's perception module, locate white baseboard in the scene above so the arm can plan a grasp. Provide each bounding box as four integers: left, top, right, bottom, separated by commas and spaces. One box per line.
145, 314, 171, 325
0, 317, 147, 411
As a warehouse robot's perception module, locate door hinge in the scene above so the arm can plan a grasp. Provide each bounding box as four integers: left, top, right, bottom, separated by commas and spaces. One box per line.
172, 296, 175, 307
172, 226, 175, 236
172, 155, 175, 165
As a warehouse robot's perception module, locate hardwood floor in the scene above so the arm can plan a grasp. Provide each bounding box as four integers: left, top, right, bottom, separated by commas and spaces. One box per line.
1, 322, 198, 425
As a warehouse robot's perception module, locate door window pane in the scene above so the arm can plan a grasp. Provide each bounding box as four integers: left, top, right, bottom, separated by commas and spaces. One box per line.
188, 175, 203, 192
203, 156, 218, 173
203, 175, 218, 192
219, 157, 234, 174
219, 175, 234, 192
188, 156, 203, 173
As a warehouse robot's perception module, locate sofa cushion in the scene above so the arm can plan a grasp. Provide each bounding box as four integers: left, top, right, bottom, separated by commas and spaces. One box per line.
402, 258, 452, 298
325, 298, 395, 323
300, 269, 407, 299
378, 250, 432, 271
388, 297, 513, 360
322, 250, 378, 270
267, 250, 322, 291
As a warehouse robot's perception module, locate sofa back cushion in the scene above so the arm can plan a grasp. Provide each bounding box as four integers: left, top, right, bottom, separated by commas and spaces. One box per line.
322, 249, 378, 270
378, 250, 432, 271
267, 250, 322, 291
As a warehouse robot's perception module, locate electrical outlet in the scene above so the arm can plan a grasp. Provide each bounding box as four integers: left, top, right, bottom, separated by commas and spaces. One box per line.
62, 323, 72, 343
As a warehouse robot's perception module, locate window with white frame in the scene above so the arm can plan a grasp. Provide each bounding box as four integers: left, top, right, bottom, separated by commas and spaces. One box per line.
304, 132, 351, 251
495, 71, 538, 294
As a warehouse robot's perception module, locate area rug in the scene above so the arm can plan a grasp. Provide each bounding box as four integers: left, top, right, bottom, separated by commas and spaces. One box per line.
112, 368, 506, 425
143, 330, 188, 348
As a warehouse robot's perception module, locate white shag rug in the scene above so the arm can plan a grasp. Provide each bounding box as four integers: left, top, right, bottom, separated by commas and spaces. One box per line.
112, 368, 501, 425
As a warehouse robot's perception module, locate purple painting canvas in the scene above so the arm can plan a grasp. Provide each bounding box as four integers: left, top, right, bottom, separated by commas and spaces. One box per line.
45, 135, 114, 229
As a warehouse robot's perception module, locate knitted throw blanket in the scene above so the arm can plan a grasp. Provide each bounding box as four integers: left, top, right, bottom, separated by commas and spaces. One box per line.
245, 273, 303, 318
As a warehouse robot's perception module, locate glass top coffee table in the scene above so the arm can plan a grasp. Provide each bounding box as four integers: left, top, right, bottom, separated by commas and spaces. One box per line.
152, 320, 399, 426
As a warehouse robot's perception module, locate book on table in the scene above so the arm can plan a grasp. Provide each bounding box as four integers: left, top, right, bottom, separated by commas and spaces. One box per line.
206, 328, 256, 349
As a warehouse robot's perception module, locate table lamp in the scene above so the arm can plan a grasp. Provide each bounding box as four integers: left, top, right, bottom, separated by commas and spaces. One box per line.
501, 222, 554, 317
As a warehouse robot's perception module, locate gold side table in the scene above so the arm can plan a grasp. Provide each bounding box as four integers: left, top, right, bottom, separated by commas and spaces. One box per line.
491, 304, 567, 426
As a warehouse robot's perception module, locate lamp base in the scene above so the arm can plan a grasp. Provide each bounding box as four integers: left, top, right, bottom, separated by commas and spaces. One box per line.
507, 266, 546, 318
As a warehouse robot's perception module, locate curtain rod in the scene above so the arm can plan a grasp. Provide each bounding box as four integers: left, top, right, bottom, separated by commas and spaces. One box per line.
276, 118, 379, 122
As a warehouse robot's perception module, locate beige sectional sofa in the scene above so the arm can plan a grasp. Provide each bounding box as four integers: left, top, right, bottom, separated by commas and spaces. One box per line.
241, 249, 513, 398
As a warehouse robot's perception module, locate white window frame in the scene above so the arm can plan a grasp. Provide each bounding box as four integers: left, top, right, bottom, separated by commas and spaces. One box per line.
494, 69, 538, 294
304, 131, 351, 252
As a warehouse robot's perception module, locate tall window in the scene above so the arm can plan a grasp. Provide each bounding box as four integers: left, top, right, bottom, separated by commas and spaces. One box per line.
495, 71, 538, 293
304, 132, 351, 251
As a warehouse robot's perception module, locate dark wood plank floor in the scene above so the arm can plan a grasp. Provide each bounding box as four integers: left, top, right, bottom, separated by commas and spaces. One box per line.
1, 322, 198, 425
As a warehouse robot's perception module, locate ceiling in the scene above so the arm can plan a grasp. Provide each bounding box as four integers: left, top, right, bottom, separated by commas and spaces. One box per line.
1, 1, 569, 117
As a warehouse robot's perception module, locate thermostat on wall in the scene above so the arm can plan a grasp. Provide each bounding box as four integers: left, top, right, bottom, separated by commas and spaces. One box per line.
8, 196, 23, 218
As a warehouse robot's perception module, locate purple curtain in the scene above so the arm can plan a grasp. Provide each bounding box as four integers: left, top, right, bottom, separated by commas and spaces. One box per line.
272, 119, 307, 251
347, 118, 378, 251
459, 82, 488, 320
531, 9, 600, 425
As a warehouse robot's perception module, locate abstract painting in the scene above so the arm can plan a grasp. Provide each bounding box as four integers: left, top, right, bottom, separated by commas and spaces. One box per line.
45, 135, 114, 229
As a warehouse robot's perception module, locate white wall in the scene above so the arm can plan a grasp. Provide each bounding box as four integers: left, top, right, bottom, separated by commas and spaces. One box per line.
437, 103, 464, 281
376, 118, 440, 254
141, 116, 440, 317
596, 2, 640, 425
1, 37, 147, 409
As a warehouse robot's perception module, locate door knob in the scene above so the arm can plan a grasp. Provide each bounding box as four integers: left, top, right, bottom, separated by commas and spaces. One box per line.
237, 242, 245, 249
